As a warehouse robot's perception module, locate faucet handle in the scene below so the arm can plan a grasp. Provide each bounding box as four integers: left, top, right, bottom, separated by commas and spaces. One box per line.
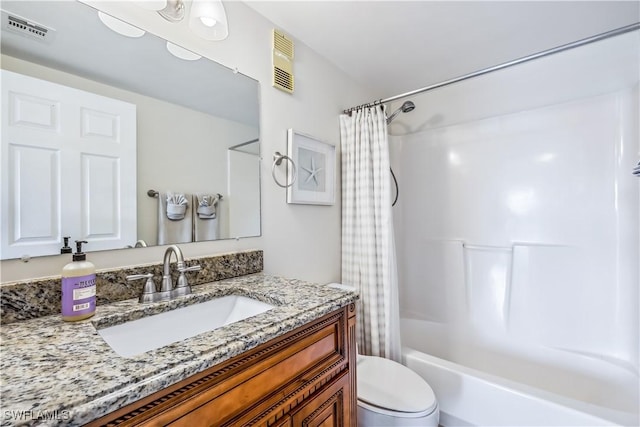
126, 273, 153, 281
172, 264, 201, 298
126, 273, 157, 303
177, 264, 201, 287
178, 265, 201, 274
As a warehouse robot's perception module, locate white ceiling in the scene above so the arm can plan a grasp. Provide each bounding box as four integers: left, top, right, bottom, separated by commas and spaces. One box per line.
244, 1, 640, 102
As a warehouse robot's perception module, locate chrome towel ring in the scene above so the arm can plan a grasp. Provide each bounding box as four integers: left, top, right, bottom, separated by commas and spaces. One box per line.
272, 151, 297, 188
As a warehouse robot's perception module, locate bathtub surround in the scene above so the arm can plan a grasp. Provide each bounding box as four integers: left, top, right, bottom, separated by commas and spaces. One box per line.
0, 250, 263, 324
339, 105, 401, 361
389, 29, 639, 425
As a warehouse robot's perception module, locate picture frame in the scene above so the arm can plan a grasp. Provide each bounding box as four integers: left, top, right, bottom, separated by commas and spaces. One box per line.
287, 129, 336, 205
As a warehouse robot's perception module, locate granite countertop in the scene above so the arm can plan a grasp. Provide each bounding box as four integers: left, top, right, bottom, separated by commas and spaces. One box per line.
0, 273, 358, 427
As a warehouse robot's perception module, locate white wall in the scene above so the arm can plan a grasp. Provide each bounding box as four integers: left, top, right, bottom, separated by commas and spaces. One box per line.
0, 1, 372, 284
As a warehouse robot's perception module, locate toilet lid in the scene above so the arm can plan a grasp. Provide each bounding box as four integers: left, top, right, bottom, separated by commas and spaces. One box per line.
357, 355, 437, 414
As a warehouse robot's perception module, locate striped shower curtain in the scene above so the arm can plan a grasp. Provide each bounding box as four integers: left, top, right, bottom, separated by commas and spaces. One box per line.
339, 105, 401, 361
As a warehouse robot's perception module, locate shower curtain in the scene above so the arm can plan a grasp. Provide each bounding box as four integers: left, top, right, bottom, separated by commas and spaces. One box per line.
339, 105, 401, 361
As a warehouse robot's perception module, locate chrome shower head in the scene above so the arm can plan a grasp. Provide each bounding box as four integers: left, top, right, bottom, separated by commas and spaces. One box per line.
401, 101, 415, 113
387, 101, 416, 124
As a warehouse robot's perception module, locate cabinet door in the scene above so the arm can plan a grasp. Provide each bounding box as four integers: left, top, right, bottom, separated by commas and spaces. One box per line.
87, 307, 355, 427
1, 70, 137, 259
291, 372, 351, 427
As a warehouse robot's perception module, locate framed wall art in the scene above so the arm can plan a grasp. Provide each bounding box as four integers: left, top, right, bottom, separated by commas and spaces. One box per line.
287, 129, 336, 205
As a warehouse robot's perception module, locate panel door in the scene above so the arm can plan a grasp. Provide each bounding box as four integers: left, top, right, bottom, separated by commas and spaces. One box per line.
1, 70, 136, 259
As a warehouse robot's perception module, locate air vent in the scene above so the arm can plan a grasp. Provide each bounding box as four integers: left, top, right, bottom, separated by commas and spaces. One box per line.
1, 10, 55, 43
272, 29, 294, 94
273, 29, 294, 59
274, 65, 294, 93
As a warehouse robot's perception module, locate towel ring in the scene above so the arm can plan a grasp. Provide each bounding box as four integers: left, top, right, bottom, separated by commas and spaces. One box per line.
272, 151, 297, 188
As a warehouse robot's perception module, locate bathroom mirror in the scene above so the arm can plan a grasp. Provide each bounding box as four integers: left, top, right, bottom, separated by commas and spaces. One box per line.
0, 1, 261, 260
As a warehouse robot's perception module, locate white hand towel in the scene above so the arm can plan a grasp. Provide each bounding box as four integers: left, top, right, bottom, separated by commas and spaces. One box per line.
196, 194, 219, 219
158, 192, 193, 245
166, 192, 189, 220
194, 193, 220, 241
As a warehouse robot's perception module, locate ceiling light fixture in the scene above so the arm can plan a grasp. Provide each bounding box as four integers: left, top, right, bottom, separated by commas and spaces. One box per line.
99, 0, 228, 60
154, 0, 227, 40
157, 0, 185, 23
188, 0, 228, 41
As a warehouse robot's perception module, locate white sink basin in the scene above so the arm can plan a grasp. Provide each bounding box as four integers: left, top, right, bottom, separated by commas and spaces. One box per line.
97, 295, 274, 357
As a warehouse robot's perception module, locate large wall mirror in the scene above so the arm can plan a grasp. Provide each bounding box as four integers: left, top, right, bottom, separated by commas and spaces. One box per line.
0, 1, 261, 260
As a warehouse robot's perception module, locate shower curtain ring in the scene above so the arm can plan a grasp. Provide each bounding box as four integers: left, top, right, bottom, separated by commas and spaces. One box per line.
272, 151, 297, 188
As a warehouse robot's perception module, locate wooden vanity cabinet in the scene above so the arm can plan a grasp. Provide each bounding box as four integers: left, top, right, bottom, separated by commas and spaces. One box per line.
89, 304, 357, 427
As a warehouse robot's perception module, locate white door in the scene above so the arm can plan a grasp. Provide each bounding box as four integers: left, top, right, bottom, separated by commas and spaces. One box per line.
1, 70, 137, 259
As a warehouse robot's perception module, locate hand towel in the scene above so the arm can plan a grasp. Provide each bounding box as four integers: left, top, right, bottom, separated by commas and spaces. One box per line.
194, 193, 220, 242
196, 194, 219, 219
166, 192, 189, 220
157, 192, 193, 245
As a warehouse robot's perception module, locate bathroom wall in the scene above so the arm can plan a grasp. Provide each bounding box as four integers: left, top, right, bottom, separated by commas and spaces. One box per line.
0, 1, 372, 284
389, 31, 639, 368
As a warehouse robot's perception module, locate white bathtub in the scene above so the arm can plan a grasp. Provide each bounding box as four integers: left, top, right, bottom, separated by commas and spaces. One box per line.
401, 318, 640, 427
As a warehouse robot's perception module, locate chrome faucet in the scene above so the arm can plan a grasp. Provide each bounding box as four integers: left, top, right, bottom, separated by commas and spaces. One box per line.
159, 245, 184, 299
126, 244, 201, 303
161, 245, 201, 299
134, 239, 148, 248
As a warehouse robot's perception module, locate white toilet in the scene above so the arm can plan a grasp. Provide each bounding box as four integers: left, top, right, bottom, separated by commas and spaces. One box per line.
356, 354, 439, 426
327, 283, 439, 426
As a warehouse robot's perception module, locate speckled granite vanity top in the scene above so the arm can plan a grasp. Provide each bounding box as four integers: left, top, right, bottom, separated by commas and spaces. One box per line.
0, 273, 358, 426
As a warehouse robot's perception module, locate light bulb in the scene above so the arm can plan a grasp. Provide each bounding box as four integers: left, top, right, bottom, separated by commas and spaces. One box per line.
200, 16, 217, 27
188, 0, 228, 41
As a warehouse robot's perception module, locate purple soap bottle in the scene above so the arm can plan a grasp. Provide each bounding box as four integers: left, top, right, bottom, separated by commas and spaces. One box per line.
61, 240, 96, 321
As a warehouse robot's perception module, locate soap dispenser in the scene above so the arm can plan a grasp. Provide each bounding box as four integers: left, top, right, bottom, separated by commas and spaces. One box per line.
60, 236, 72, 254
61, 240, 96, 321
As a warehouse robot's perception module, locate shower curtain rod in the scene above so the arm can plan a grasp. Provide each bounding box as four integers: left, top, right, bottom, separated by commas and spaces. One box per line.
343, 22, 640, 114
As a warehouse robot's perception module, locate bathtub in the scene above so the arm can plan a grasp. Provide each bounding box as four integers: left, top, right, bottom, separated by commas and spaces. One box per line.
401, 318, 640, 427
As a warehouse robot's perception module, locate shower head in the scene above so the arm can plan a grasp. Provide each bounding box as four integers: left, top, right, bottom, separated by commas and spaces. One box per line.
386, 101, 416, 124
401, 101, 416, 112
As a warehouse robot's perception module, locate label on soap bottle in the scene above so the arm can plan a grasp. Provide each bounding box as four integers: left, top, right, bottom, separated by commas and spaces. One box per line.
61, 274, 96, 317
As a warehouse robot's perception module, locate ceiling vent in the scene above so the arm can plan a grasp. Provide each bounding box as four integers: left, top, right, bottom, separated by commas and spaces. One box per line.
272, 29, 294, 94
1, 10, 55, 44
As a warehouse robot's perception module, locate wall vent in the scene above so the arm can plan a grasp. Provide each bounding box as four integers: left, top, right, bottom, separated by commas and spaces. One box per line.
1, 10, 55, 44
272, 29, 294, 94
